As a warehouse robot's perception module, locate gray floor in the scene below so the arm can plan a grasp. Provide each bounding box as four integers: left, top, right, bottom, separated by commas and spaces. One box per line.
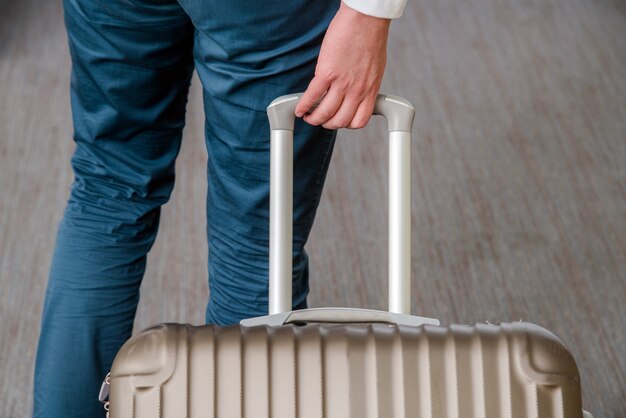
1, 0, 625, 416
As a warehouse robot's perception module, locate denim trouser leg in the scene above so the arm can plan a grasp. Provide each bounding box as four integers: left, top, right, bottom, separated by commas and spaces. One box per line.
180, 0, 340, 324
33, 1, 194, 416
34, 0, 340, 416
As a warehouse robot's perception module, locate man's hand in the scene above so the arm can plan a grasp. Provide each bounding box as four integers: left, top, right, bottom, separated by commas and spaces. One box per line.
295, 3, 391, 130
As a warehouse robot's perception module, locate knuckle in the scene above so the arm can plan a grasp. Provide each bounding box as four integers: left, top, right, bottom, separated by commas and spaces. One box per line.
337, 118, 352, 128
351, 81, 368, 95
350, 117, 369, 129
337, 78, 352, 92
317, 68, 338, 82
299, 97, 313, 107
304, 115, 320, 126
322, 122, 338, 130
315, 112, 330, 122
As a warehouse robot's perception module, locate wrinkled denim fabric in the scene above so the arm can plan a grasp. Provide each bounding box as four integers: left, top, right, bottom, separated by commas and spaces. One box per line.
34, 0, 339, 416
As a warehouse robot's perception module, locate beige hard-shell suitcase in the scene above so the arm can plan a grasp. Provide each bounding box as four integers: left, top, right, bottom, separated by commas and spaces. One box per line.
100, 94, 593, 418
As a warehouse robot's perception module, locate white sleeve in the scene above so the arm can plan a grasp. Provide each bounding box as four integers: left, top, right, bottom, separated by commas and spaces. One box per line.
342, 0, 407, 19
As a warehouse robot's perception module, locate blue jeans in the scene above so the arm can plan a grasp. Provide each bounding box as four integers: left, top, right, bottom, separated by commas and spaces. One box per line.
33, 0, 339, 416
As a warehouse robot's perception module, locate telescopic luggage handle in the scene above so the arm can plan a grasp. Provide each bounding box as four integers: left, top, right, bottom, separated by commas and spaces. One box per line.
267, 93, 415, 316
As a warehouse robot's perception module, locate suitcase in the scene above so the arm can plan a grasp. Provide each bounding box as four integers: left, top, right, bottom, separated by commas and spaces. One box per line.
100, 94, 593, 418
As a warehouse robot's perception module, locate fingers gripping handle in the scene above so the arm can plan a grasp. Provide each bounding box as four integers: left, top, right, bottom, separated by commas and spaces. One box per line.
267, 94, 415, 315
267, 94, 415, 131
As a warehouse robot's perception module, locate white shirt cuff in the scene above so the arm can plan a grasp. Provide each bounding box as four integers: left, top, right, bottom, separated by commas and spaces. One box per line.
342, 0, 407, 19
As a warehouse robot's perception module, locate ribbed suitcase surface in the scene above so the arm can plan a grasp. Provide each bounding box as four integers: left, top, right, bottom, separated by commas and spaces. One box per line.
109, 321, 583, 418
107, 94, 588, 417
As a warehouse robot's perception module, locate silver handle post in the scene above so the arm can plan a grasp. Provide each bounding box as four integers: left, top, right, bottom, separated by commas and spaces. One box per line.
388, 130, 411, 314
266, 93, 415, 315
269, 129, 294, 314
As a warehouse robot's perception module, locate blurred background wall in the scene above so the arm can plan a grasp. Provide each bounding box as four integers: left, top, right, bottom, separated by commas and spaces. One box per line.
0, 0, 625, 416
